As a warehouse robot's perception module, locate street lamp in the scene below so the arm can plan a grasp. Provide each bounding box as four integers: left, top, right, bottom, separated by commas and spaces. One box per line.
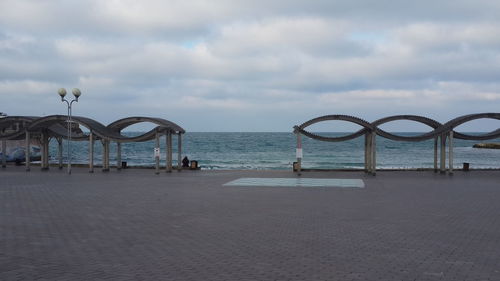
58, 88, 81, 174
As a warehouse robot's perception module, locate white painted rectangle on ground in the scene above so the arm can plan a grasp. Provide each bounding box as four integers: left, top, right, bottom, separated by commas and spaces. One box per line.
224, 178, 365, 188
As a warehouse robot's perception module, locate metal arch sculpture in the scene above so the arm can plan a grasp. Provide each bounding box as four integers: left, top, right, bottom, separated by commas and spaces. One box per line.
0, 115, 186, 173
293, 113, 500, 175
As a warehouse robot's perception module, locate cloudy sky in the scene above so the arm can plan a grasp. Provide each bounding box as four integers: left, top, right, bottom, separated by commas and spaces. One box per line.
1, 0, 499, 131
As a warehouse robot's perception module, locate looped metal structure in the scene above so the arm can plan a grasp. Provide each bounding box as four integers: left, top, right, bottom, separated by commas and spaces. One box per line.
293, 113, 500, 175
0, 115, 185, 173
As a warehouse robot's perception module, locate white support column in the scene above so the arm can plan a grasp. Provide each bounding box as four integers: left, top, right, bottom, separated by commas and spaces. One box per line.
177, 133, 182, 171
434, 137, 438, 173
440, 134, 446, 174
155, 131, 160, 175
25, 131, 30, 171
166, 130, 172, 172
41, 131, 49, 170
89, 132, 94, 173
102, 140, 110, 172
371, 132, 376, 175
58, 137, 63, 169
448, 130, 454, 175
116, 142, 122, 171
296, 133, 302, 174
1, 140, 6, 168
364, 133, 370, 173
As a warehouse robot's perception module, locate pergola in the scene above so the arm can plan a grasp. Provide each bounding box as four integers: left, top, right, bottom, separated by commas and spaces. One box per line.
293, 113, 500, 175
0, 115, 185, 174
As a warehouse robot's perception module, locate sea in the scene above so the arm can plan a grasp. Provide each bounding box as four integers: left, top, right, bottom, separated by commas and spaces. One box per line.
47, 132, 500, 170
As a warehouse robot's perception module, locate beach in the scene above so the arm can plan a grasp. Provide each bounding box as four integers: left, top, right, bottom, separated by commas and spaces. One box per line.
1, 166, 499, 280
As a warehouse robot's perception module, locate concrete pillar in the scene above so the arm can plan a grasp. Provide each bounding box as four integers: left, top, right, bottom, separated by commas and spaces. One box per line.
57, 137, 63, 169
371, 132, 376, 175
25, 131, 30, 171
41, 131, 49, 170
296, 132, 302, 174
89, 132, 94, 173
177, 133, 182, 171
1, 140, 6, 168
102, 140, 110, 172
440, 134, 446, 174
448, 130, 454, 175
364, 133, 370, 173
116, 142, 122, 171
166, 130, 172, 172
433, 137, 438, 173
155, 131, 160, 175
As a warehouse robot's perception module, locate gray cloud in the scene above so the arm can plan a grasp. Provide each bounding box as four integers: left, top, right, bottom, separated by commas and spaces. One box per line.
1, 0, 500, 131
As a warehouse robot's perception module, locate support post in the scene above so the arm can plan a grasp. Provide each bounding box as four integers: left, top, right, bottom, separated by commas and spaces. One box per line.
364, 133, 370, 173
25, 131, 30, 171
177, 133, 182, 171
116, 142, 122, 171
89, 132, 94, 173
296, 132, 302, 174
448, 130, 454, 175
155, 131, 160, 175
166, 130, 172, 172
41, 131, 49, 170
58, 137, 63, 169
102, 140, 110, 172
440, 133, 446, 174
371, 132, 376, 175
434, 137, 438, 173
1, 140, 6, 168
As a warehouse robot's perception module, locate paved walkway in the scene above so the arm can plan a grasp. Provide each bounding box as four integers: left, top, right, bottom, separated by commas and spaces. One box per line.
1, 166, 499, 280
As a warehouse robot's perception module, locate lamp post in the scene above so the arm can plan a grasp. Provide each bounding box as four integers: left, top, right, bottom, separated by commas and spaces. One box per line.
58, 88, 81, 174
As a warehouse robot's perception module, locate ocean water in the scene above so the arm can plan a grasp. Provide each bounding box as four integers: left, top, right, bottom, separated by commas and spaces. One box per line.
48, 132, 500, 170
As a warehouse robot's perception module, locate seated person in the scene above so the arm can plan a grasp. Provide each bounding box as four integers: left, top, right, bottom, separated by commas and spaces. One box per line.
182, 156, 189, 167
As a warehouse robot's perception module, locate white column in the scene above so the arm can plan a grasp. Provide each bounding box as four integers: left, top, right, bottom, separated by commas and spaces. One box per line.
177, 133, 182, 171
166, 131, 172, 172
371, 132, 376, 175
155, 131, 160, 174
89, 132, 94, 173
434, 137, 438, 173
1, 140, 6, 168
448, 130, 454, 175
116, 142, 122, 170
25, 131, 30, 171
58, 137, 63, 169
440, 134, 446, 174
296, 133, 302, 174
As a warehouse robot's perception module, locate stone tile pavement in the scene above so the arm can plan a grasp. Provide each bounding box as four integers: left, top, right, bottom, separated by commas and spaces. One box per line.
1, 166, 499, 280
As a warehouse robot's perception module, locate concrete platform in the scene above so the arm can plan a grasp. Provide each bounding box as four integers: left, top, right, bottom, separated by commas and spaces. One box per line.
1, 166, 499, 280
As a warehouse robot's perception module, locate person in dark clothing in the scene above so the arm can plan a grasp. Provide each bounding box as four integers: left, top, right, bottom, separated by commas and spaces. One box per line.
182, 156, 189, 167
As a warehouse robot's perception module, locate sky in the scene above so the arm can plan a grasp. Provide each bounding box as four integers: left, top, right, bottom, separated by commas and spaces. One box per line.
1, 0, 499, 132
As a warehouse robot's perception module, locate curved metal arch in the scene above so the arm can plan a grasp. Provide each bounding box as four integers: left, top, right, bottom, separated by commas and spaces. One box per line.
442, 113, 500, 140
294, 115, 373, 142
371, 115, 443, 142
0, 116, 38, 140
107, 117, 185, 134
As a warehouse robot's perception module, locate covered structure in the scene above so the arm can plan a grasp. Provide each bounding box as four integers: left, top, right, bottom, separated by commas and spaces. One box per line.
0, 115, 185, 174
293, 113, 500, 175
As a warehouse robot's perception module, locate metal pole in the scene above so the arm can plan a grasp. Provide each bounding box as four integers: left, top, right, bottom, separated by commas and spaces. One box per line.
89, 132, 94, 173
296, 132, 302, 174
116, 142, 121, 170
177, 133, 182, 171
166, 130, 172, 172
364, 133, 370, 173
1, 140, 6, 168
102, 140, 110, 172
41, 131, 48, 170
440, 133, 446, 174
434, 137, 438, 173
25, 130, 30, 171
449, 130, 454, 175
371, 132, 376, 175
67, 101, 71, 174
155, 131, 160, 175
58, 137, 63, 169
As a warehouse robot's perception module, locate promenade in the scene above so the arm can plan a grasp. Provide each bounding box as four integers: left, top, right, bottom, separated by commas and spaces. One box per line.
1, 167, 499, 280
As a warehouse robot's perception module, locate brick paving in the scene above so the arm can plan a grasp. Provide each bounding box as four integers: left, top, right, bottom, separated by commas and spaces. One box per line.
1, 166, 500, 280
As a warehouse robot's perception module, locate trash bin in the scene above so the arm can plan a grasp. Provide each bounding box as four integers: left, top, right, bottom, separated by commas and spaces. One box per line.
121, 161, 127, 169
463, 162, 469, 171
190, 160, 198, 169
